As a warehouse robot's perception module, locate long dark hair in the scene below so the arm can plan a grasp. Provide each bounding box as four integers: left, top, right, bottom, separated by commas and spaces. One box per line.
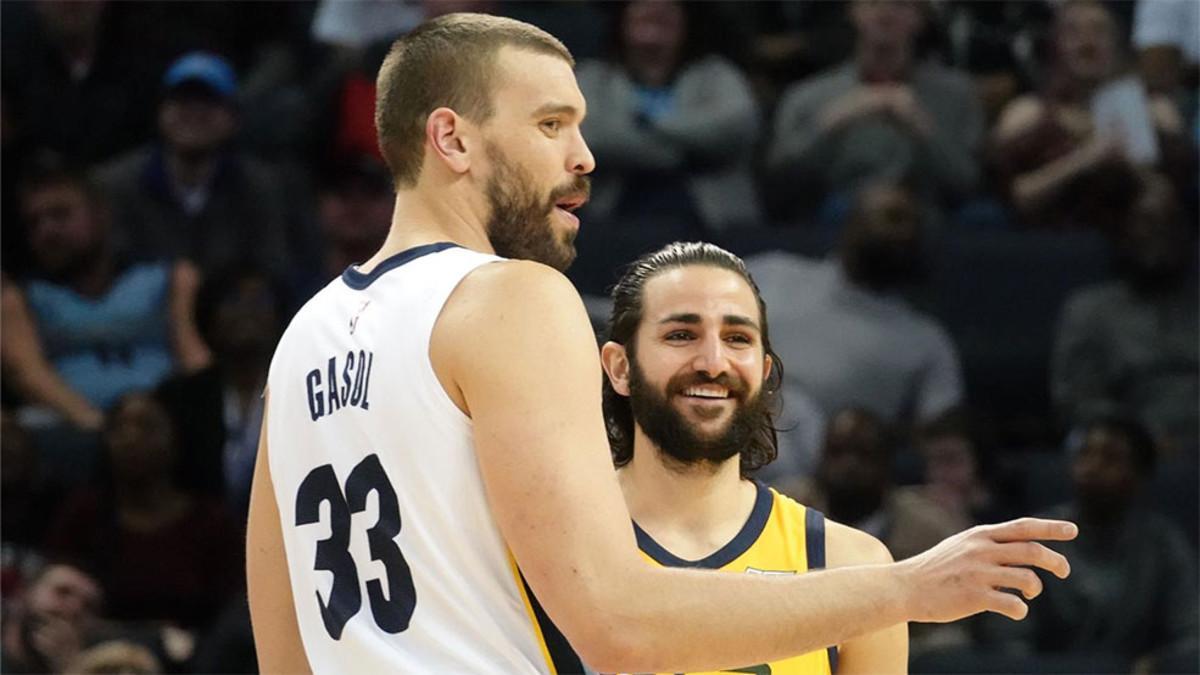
603, 242, 784, 477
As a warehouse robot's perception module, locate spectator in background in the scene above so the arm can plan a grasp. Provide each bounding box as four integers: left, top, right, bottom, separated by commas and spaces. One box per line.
0, 410, 62, 562
1052, 174, 1197, 453
292, 154, 393, 304
0, 561, 104, 674
94, 51, 293, 281
577, 0, 763, 233
747, 182, 963, 431
63, 640, 161, 675
0, 159, 208, 433
938, 1, 1053, 126
990, 0, 1192, 232
911, 408, 1009, 529
1133, 0, 1198, 128
1006, 417, 1198, 670
44, 393, 241, 630
780, 407, 961, 566
781, 407, 967, 656
767, 0, 982, 224
157, 267, 287, 517
0, 0, 157, 165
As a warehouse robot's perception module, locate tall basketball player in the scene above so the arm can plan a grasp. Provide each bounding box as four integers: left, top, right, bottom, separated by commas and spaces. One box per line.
247, 13, 1077, 674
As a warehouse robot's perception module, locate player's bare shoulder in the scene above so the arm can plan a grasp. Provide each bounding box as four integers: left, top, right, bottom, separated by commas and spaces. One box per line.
435, 258, 590, 343
430, 257, 594, 412
825, 519, 895, 568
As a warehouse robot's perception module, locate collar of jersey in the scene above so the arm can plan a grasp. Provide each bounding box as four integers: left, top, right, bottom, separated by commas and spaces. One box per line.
632, 480, 773, 569
342, 242, 462, 290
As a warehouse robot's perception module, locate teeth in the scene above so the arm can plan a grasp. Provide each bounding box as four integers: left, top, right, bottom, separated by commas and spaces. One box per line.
683, 386, 728, 399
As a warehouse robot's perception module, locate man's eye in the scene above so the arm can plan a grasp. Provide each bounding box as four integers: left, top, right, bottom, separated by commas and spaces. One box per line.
727, 334, 752, 344
541, 119, 561, 133
665, 331, 693, 341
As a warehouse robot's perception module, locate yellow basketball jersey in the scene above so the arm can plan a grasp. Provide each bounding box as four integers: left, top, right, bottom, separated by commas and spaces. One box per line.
514, 482, 837, 675
632, 482, 837, 675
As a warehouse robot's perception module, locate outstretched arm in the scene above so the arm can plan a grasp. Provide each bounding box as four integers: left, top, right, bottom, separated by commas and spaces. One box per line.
825, 521, 909, 675
434, 260, 1076, 674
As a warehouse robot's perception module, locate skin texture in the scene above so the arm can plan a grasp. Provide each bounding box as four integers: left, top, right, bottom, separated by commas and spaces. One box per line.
248, 40, 1078, 674
601, 265, 907, 672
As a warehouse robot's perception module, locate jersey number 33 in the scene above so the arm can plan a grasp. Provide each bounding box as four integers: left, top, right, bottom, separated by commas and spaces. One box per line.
294, 453, 417, 639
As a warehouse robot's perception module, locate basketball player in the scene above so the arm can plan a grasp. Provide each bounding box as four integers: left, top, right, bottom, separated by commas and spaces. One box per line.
598, 242, 906, 674
247, 13, 1077, 674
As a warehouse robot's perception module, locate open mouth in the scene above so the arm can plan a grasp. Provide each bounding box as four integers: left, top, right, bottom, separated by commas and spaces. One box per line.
679, 385, 732, 401
553, 195, 586, 228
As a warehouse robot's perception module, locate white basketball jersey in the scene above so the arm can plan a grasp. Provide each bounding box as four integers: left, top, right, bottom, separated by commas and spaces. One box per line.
265, 243, 557, 673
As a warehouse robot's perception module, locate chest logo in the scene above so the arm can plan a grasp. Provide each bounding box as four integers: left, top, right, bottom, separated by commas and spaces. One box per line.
744, 567, 796, 576
349, 300, 371, 334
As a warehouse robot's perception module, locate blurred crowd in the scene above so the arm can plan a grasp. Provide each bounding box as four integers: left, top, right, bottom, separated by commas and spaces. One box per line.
0, 1, 1196, 673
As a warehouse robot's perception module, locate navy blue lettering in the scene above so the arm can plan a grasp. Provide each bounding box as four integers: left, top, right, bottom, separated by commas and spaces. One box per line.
306, 369, 324, 421
326, 357, 342, 413
350, 350, 367, 406
342, 351, 355, 406
361, 352, 374, 411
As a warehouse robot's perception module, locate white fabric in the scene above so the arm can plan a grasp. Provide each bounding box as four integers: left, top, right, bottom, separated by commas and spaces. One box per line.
1133, 0, 1200, 64
266, 246, 549, 673
311, 0, 424, 49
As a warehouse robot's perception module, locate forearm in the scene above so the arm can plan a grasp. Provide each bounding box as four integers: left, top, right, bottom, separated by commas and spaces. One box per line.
1011, 147, 1096, 214
169, 261, 212, 373
655, 92, 759, 164
589, 124, 685, 171
9, 364, 98, 421
594, 562, 907, 673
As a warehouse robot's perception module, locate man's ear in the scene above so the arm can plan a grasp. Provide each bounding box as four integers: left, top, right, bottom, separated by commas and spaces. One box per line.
600, 341, 631, 397
425, 107, 471, 175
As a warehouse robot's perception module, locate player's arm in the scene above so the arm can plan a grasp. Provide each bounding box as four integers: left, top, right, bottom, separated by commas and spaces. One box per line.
825, 521, 909, 674
246, 397, 312, 675
434, 261, 1077, 674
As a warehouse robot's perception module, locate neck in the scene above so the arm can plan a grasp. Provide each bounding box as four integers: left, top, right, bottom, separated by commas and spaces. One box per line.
359, 185, 492, 274
617, 429, 757, 557
857, 42, 912, 82
70, 251, 115, 298
166, 149, 219, 190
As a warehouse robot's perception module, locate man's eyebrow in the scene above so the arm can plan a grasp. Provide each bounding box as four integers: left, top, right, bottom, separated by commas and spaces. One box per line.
657, 313, 761, 332
659, 313, 701, 325
724, 315, 761, 332
531, 103, 579, 118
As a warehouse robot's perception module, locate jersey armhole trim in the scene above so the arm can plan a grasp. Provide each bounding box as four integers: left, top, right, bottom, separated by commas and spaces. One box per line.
805, 508, 839, 673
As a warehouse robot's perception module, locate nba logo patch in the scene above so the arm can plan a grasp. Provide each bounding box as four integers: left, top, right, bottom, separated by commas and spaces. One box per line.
744, 567, 796, 576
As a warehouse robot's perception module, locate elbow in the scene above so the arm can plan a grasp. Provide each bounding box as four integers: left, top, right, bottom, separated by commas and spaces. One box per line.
570, 627, 651, 674
550, 580, 663, 673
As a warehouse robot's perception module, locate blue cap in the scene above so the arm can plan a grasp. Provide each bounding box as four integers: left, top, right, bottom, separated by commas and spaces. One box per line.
163, 52, 237, 98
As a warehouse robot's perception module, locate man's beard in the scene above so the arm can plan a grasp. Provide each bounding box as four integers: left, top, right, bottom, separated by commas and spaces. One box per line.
627, 356, 766, 473
484, 141, 588, 272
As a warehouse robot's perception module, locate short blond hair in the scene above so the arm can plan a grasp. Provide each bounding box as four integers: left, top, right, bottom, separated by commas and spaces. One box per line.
375, 13, 574, 189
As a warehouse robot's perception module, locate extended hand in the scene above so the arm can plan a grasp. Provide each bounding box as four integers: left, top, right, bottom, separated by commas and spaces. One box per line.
896, 517, 1077, 623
